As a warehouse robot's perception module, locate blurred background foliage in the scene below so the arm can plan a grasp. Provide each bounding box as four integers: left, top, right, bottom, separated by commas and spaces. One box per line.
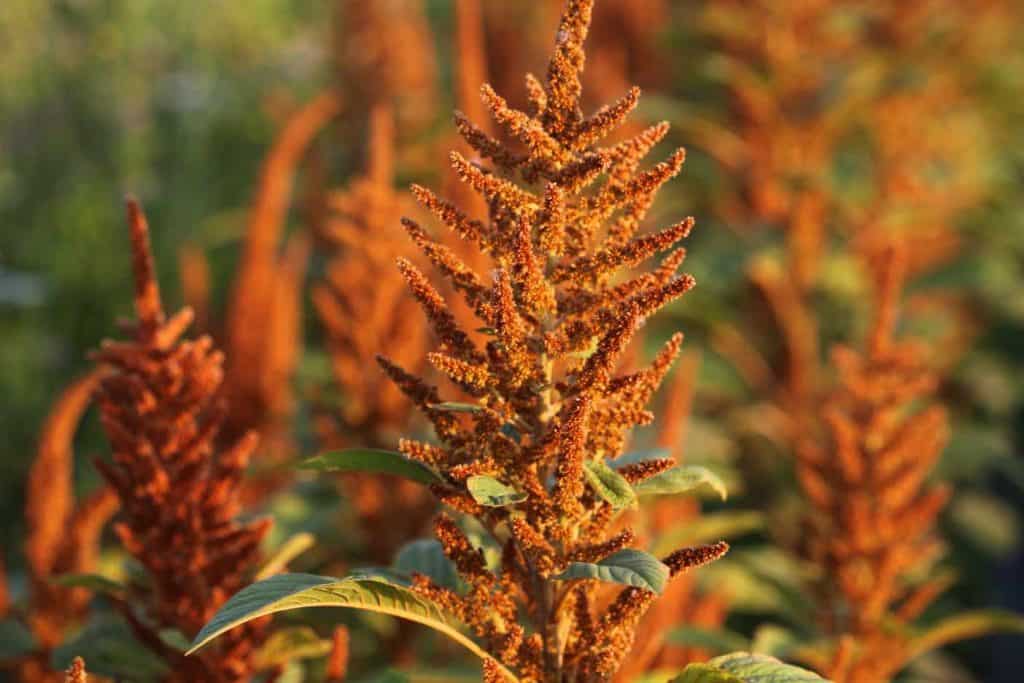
1, 0, 1022, 681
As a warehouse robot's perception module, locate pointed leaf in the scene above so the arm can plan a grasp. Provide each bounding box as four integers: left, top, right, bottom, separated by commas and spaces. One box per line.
636, 465, 728, 501
908, 609, 1024, 659
584, 459, 638, 509
673, 652, 826, 683
395, 539, 460, 590
299, 449, 443, 485
556, 548, 669, 594
256, 532, 316, 580
186, 573, 518, 681
466, 475, 527, 507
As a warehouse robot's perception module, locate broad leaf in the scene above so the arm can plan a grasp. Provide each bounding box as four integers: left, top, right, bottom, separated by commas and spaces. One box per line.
253, 626, 332, 669
466, 475, 527, 507
666, 626, 749, 654
256, 532, 316, 580
51, 572, 124, 596
556, 549, 669, 594
908, 609, 1024, 659
395, 539, 460, 590
186, 573, 518, 681
584, 459, 638, 509
673, 652, 826, 683
299, 449, 443, 486
635, 465, 728, 501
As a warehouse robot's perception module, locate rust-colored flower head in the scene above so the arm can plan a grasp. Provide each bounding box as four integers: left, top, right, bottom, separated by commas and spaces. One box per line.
794, 243, 953, 682
91, 198, 271, 682
377, 1, 726, 678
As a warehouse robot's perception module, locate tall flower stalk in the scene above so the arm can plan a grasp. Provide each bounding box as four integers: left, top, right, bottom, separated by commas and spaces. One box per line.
92, 200, 271, 682
373, 0, 726, 677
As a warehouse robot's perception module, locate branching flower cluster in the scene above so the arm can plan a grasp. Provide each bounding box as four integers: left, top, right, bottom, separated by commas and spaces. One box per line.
374, 1, 728, 679
91, 201, 271, 682
794, 246, 952, 683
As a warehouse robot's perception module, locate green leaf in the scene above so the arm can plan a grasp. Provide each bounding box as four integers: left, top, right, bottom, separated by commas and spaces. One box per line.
158, 629, 191, 651
253, 626, 332, 669
556, 549, 669, 594
635, 465, 728, 501
0, 619, 37, 660
666, 626, 749, 654
584, 459, 638, 509
908, 609, 1024, 659
52, 618, 170, 680
673, 652, 827, 683
51, 572, 125, 595
256, 532, 316, 580
466, 475, 527, 507
186, 573, 518, 682
299, 449, 443, 486
431, 402, 482, 414
651, 511, 764, 556
394, 539, 460, 591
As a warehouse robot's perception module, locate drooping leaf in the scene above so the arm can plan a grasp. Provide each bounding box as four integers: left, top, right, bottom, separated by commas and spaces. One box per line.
299, 449, 443, 486
256, 532, 316, 580
252, 626, 333, 669
466, 475, 527, 507
0, 619, 37, 660
666, 626, 749, 654
673, 652, 826, 683
51, 572, 125, 596
635, 465, 728, 501
186, 573, 518, 681
395, 539, 460, 590
584, 459, 638, 509
556, 548, 669, 594
652, 511, 764, 556
52, 618, 170, 680
908, 609, 1024, 659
